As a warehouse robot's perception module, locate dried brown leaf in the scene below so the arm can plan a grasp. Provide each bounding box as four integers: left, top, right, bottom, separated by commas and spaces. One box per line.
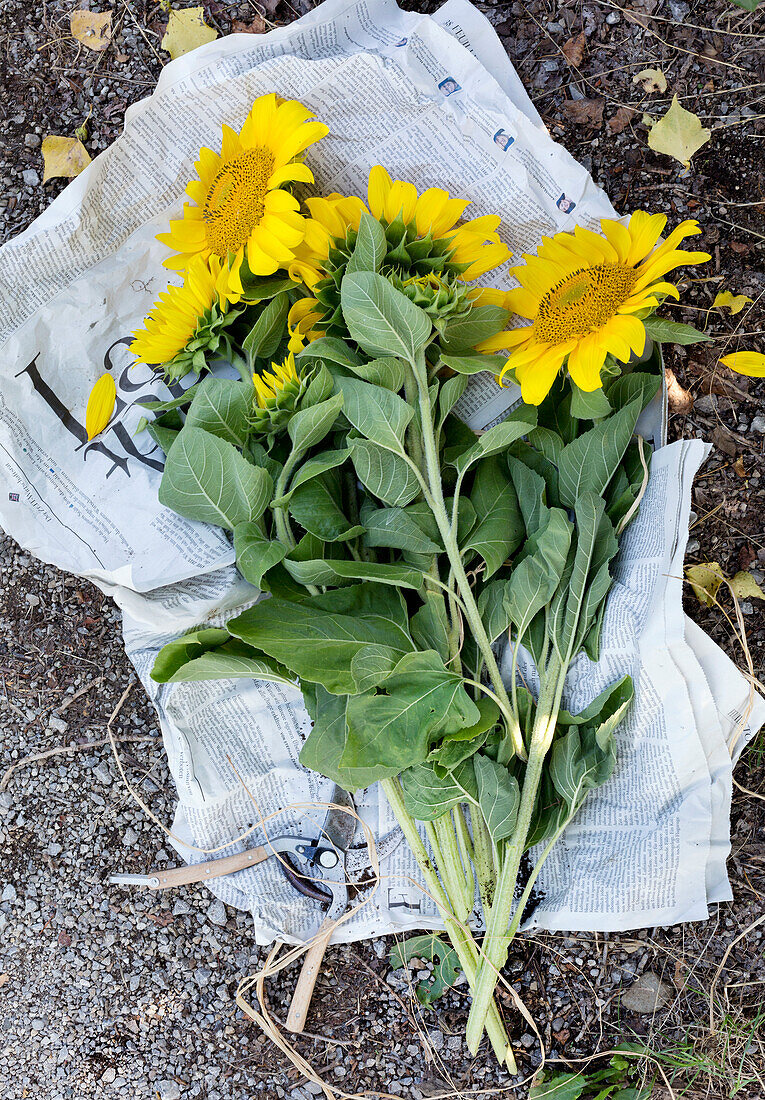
562, 31, 586, 68
70, 10, 112, 51
665, 368, 693, 414
232, 16, 267, 33
608, 106, 636, 135
562, 98, 604, 129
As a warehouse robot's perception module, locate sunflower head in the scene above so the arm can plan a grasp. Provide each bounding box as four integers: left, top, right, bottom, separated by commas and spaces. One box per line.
389, 271, 474, 321
287, 165, 511, 342
482, 211, 710, 405
251, 352, 305, 436
157, 93, 328, 309
130, 256, 241, 381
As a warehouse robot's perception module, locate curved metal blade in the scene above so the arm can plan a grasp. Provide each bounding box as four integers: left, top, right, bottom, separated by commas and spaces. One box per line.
320, 785, 357, 853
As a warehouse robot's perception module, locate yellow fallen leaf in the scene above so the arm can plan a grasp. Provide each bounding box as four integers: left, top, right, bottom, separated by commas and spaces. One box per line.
647, 96, 711, 168
713, 291, 753, 316
633, 68, 668, 94
41, 136, 92, 182
70, 10, 112, 51
686, 562, 723, 607
729, 571, 765, 602
86, 374, 117, 440
720, 351, 765, 378
161, 7, 218, 59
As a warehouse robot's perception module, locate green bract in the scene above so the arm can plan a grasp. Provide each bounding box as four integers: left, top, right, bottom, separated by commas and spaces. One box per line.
145, 207, 663, 1071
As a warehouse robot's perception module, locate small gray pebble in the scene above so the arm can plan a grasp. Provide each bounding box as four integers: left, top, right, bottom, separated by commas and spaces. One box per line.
1, 884, 17, 903
172, 899, 191, 916
24, 133, 41, 148
122, 827, 139, 846
206, 899, 227, 927
22, 169, 40, 187
194, 967, 212, 988
93, 762, 112, 785
751, 414, 765, 434
48, 716, 68, 734
156, 1082, 183, 1100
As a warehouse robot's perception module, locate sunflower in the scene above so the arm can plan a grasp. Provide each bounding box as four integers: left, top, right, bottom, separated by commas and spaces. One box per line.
287, 165, 510, 342
483, 212, 710, 404
158, 93, 329, 307
251, 352, 305, 436
130, 254, 236, 379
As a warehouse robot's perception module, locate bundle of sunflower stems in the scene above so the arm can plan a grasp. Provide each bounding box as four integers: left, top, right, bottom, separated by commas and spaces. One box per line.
95, 93, 712, 1066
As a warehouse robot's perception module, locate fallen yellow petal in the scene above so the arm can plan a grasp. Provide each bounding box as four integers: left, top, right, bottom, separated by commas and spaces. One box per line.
70, 10, 112, 51
720, 351, 765, 378
42, 136, 91, 182
86, 374, 116, 440
161, 7, 218, 60
713, 291, 753, 316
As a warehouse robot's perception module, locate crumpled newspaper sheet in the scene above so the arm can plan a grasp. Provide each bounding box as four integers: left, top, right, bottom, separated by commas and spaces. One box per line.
0, 0, 762, 945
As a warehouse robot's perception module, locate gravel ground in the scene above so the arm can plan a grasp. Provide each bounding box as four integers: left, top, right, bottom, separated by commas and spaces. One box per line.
1, 0, 764, 1097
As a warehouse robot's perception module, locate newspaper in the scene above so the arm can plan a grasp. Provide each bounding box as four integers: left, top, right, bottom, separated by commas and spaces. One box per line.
1, 0, 762, 945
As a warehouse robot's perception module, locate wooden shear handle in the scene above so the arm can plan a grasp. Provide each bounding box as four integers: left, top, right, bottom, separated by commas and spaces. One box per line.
285, 915, 334, 1033
150, 846, 270, 888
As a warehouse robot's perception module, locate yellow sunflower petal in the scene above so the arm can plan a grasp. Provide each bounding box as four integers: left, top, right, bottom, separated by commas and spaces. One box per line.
567, 333, 608, 392
269, 162, 314, 188
476, 326, 532, 354
515, 345, 570, 405
503, 286, 540, 319
85, 373, 117, 440
600, 218, 632, 262
609, 314, 647, 356
720, 351, 765, 377
634, 248, 711, 290
367, 165, 392, 220
625, 211, 667, 266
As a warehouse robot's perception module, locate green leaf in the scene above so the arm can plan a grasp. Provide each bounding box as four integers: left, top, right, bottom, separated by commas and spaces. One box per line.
440, 353, 508, 375
138, 381, 202, 412
569, 385, 611, 421
503, 508, 573, 639
351, 439, 421, 507
335, 376, 413, 452
549, 722, 615, 816
350, 644, 403, 692
297, 337, 361, 372
243, 293, 290, 360
389, 933, 462, 1007
463, 456, 524, 578
474, 754, 520, 842
160, 640, 292, 684
554, 492, 616, 658
478, 579, 512, 644
605, 370, 661, 414
341, 271, 432, 361
346, 212, 387, 274
528, 1072, 586, 1100
438, 374, 468, 428
274, 448, 350, 505
151, 626, 230, 683
557, 398, 642, 510
301, 362, 335, 409
239, 273, 297, 302
507, 455, 547, 537
228, 585, 413, 695
283, 557, 424, 590
400, 759, 478, 820
410, 592, 452, 664
450, 406, 538, 476
643, 315, 710, 346
349, 357, 406, 392
288, 391, 344, 453
439, 306, 509, 355
146, 420, 179, 455
299, 686, 355, 789
430, 698, 501, 768
158, 427, 272, 531
185, 377, 252, 447
288, 473, 364, 543
558, 675, 633, 727
233, 523, 287, 588
362, 505, 441, 555
342, 651, 481, 776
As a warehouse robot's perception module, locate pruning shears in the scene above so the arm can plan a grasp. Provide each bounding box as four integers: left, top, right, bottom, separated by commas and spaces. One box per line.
109, 786, 361, 1032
